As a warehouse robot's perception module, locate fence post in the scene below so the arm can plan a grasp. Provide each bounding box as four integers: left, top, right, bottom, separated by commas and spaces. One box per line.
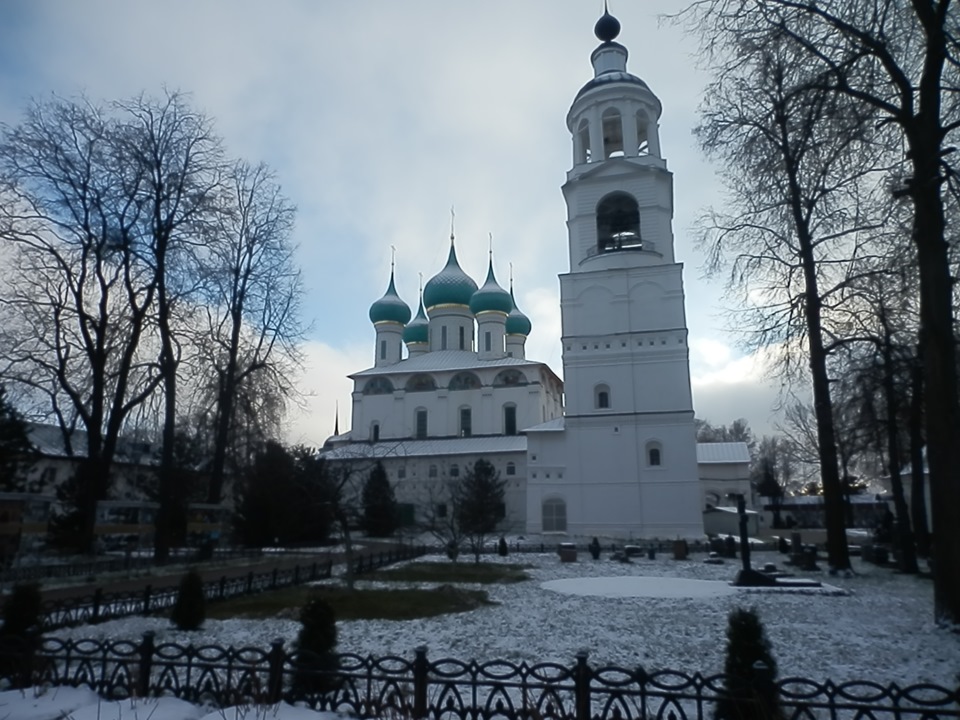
138, 631, 155, 698
574, 651, 591, 720
142, 584, 152, 616
92, 588, 102, 624
267, 638, 286, 704
413, 645, 428, 719
751, 660, 777, 719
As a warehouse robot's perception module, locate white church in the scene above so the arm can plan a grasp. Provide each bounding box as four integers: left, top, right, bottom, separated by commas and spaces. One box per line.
322, 9, 750, 539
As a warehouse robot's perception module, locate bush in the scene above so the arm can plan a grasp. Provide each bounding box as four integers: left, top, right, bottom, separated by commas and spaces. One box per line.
715, 607, 781, 720
589, 537, 602, 560
170, 569, 206, 630
294, 595, 339, 694
497, 536, 508, 557
0, 583, 43, 687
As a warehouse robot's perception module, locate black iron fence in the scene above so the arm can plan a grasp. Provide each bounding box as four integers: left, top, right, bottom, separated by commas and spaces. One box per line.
37, 544, 427, 631
4, 636, 957, 719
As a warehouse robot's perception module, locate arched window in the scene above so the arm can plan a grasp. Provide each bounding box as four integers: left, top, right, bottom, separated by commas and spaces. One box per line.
449, 464, 460, 478
577, 118, 591, 164
415, 409, 428, 439
596, 192, 641, 253
506, 462, 516, 476
542, 497, 567, 533
594, 384, 611, 410
363, 377, 394, 395
449, 372, 481, 390
459, 407, 472, 437
371, 422, 380, 442
635, 110, 650, 155
493, 369, 526, 387
406, 374, 436, 392
646, 441, 663, 467
601, 107, 624, 158
503, 404, 517, 435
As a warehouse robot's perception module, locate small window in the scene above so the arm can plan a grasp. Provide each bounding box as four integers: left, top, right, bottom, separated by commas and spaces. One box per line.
647, 442, 663, 467
379, 340, 387, 360
542, 498, 567, 533
428, 464, 438, 478
449, 464, 460, 478
459, 326, 466, 350
595, 384, 611, 410
649, 448, 661, 466
398, 467, 406, 479
371, 423, 380, 442
504, 404, 517, 436
416, 409, 428, 439
506, 462, 516, 476
460, 407, 472, 437
485, 331, 491, 352
441, 326, 448, 350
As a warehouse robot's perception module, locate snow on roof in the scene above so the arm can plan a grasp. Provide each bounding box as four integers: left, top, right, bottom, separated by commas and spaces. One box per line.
523, 417, 565, 433
350, 350, 558, 379
319, 435, 527, 461
696, 442, 751, 464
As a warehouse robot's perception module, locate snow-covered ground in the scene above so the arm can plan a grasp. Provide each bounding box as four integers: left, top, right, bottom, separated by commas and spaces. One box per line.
10, 552, 959, 720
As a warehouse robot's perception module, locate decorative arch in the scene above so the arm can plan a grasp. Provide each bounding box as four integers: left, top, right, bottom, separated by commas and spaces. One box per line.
542, 497, 567, 533
363, 377, 394, 395
406, 374, 437, 392
493, 369, 527, 387
596, 192, 641, 253
594, 384, 611, 410
601, 107, 624, 158
448, 372, 481, 391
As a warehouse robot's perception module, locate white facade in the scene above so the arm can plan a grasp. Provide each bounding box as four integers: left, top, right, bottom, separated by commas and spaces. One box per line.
525, 10, 704, 539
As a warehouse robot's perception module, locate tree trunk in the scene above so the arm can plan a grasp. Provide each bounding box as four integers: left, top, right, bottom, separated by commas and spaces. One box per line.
908, 346, 930, 557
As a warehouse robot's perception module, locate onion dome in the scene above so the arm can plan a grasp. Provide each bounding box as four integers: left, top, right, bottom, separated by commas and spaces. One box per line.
505, 285, 532, 336
594, 6, 621, 42
368, 270, 411, 325
469, 258, 513, 315
423, 243, 478, 310
403, 295, 429, 344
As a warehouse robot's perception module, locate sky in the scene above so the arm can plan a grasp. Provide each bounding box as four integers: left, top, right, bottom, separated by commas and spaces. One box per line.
0, 1, 787, 448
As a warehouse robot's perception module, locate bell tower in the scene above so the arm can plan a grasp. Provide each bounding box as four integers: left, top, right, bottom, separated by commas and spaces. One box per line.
526, 7, 703, 539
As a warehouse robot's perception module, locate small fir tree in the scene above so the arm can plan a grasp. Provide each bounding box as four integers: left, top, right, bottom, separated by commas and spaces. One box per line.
456, 459, 506, 563
0, 583, 43, 687
361, 461, 398, 537
170, 569, 206, 630
498, 536, 508, 557
716, 607, 781, 720
0, 387, 36, 493
294, 595, 339, 693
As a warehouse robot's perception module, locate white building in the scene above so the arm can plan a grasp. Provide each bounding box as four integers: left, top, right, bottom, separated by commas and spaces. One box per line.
324, 9, 726, 540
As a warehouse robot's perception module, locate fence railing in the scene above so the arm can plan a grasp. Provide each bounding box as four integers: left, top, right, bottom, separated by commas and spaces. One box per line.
4, 637, 957, 719
37, 544, 427, 631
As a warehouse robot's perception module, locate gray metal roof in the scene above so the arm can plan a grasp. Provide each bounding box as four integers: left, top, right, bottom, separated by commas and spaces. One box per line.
524, 417, 565, 433
319, 435, 527, 461
350, 350, 555, 379
696, 442, 751, 464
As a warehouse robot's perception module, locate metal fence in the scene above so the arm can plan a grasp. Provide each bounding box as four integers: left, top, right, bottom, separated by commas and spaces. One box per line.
4, 637, 957, 719
37, 544, 427, 631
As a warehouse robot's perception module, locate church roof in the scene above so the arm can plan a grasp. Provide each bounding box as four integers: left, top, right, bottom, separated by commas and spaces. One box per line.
350, 350, 553, 378
320, 435, 527, 461
696, 442, 751, 464
423, 243, 478, 311
523, 417, 565, 433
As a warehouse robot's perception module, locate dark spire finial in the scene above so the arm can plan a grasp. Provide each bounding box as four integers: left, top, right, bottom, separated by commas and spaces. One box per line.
595, 3, 621, 42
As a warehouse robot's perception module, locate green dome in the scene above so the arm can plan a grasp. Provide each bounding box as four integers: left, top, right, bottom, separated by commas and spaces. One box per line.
423, 244, 478, 311
403, 296, 429, 344
505, 286, 532, 336
369, 271, 411, 325
469, 259, 512, 315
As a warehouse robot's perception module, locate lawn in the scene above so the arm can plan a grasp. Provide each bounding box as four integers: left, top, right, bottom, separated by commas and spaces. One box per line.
375, 560, 530, 584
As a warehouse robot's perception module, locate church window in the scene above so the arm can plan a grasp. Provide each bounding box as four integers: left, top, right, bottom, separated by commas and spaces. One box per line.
459, 326, 466, 350
484, 331, 491, 352
636, 110, 650, 155
379, 340, 386, 360
449, 372, 481, 390
503, 404, 517, 436
506, 462, 516, 476
371, 422, 380, 442
601, 107, 624, 158
363, 377, 394, 395
441, 326, 448, 350
577, 118, 591, 164
449, 464, 460, 478
494, 369, 526, 386
428, 464, 438, 478
406, 374, 436, 392
459, 407, 472, 437
542, 498, 567, 533
595, 384, 611, 410
647, 442, 663, 467
415, 409, 428, 439
596, 192, 641, 253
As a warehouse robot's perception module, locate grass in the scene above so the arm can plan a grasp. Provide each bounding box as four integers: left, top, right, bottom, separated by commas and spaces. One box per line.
374, 561, 531, 584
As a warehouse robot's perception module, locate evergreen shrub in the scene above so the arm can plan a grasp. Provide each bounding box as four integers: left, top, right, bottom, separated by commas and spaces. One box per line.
716, 607, 781, 720
171, 569, 206, 630
0, 583, 43, 687
294, 595, 339, 694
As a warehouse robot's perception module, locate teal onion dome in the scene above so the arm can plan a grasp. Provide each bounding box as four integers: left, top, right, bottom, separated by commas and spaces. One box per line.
469, 259, 513, 315
505, 286, 532, 336
369, 271, 411, 325
423, 244, 478, 310
403, 296, 429, 344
